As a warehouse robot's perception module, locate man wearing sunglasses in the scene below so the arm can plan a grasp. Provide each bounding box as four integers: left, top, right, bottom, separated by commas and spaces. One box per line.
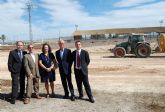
23, 44, 42, 104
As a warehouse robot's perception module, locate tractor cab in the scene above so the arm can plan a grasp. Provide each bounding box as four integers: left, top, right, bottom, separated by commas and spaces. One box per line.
128, 34, 146, 53
128, 34, 145, 44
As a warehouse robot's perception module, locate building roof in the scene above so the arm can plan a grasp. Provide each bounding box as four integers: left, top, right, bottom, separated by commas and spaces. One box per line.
73, 27, 165, 35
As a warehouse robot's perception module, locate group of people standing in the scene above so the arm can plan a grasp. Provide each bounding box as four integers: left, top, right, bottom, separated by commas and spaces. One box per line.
7, 40, 95, 104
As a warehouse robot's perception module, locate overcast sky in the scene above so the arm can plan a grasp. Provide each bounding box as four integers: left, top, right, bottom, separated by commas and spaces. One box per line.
0, 0, 164, 41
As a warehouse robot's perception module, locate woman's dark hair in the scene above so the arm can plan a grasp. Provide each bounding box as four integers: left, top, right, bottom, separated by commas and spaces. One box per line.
42, 43, 52, 53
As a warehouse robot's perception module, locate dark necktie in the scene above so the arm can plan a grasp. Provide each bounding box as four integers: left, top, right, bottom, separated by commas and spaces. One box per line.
18, 50, 23, 61
76, 51, 80, 68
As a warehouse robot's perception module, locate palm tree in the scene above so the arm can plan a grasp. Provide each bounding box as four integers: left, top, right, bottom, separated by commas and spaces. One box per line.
1, 34, 6, 44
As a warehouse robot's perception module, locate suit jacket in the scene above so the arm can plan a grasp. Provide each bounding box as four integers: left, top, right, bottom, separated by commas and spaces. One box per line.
23, 53, 40, 78
72, 49, 90, 75
56, 48, 72, 75
8, 49, 27, 74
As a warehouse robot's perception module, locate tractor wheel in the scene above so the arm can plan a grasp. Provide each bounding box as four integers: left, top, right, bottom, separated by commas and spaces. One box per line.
114, 47, 126, 58
135, 44, 151, 58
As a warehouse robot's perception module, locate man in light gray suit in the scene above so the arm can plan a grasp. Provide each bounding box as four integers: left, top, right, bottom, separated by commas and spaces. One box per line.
23, 44, 42, 104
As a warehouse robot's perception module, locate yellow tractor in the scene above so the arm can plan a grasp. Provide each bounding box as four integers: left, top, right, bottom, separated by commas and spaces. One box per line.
158, 34, 165, 53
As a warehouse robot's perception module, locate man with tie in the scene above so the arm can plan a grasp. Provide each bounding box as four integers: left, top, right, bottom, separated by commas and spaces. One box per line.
72, 40, 95, 103
23, 44, 42, 104
56, 39, 75, 101
8, 41, 27, 104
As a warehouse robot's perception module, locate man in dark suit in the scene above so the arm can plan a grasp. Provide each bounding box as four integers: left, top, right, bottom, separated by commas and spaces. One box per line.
56, 39, 75, 101
72, 40, 95, 103
8, 41, 27, 104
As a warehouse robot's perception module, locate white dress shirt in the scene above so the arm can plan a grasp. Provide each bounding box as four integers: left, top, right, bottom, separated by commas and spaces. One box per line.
60, 48, 65, 59
30, 53, 35, 63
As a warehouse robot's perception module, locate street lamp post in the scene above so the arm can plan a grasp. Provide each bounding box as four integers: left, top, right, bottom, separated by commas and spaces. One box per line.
160, 20, 164, 27
59, 29, 61, 40
75, 24, 78, 31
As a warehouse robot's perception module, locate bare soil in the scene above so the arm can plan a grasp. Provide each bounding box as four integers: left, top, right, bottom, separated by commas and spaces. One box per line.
0, 41, 165, 112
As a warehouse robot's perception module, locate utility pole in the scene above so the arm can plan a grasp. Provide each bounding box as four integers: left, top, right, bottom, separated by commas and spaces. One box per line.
26, 1, 33, 43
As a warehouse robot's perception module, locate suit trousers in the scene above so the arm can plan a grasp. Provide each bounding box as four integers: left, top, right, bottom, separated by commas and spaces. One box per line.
75, 69, 93, 99
20, 70, 25, 97
11, 73, 19, 100
26, 77, 39, 98
60, 71, 74, 96
11, 71, 25, 100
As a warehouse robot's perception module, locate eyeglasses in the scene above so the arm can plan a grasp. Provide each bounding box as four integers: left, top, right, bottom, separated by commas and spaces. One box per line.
29, 47, 33, 49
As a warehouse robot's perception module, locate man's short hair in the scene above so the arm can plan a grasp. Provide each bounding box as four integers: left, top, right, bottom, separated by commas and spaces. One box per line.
58, 39, 65, 44
16, 41, 24, 45
27, 43, 33, 48
75, 40, 81, 44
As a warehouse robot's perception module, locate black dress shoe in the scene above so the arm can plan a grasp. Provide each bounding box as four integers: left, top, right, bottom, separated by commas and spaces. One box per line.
63, 95, 69, 99
89, 97, 95, 103
17, 95, 24, 100
10, 99, 15, 104
78, 95, 84, 99
70, 95, 75, 101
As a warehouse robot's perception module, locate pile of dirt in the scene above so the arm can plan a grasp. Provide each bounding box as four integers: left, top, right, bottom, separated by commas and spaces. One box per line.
0, 80, 11, 92
0, 80, 11, 87
89, 67, 129, 73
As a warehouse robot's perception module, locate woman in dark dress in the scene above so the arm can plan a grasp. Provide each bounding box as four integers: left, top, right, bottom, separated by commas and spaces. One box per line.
39, 43, 57, 98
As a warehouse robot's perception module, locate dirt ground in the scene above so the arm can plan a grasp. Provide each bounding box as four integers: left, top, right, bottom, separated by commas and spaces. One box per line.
0, 42, 165, 112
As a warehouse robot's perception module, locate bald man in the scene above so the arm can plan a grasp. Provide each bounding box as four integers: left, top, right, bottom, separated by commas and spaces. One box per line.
55, 39, 75, 101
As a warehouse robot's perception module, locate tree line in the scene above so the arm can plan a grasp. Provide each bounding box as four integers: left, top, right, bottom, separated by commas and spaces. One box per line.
0, 34, 6, 44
